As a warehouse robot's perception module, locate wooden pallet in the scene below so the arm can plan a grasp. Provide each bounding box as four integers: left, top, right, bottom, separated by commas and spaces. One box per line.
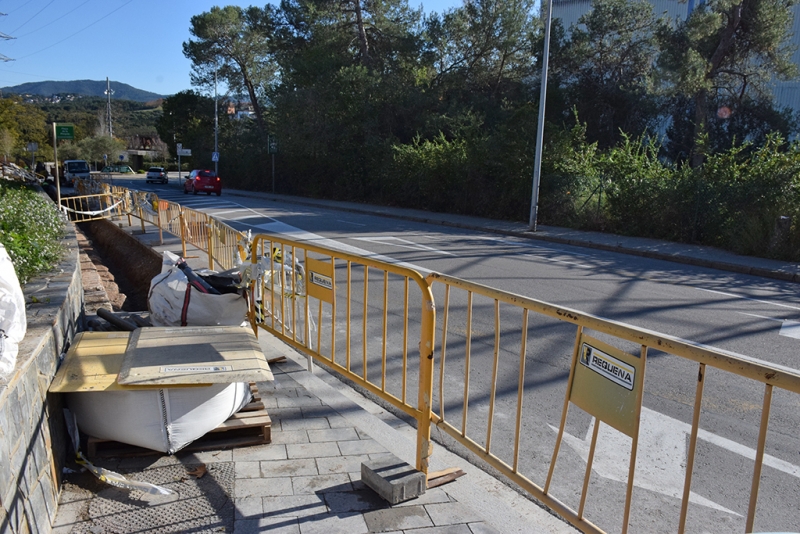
86, 383, 271, 458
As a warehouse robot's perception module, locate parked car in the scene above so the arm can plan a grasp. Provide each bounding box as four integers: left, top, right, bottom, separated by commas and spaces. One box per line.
101, 165, 135, 174
145, 166, 168, 184
184, 169, 221, 196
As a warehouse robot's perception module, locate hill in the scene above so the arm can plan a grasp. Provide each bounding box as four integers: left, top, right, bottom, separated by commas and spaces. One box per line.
1, 80, 165, 102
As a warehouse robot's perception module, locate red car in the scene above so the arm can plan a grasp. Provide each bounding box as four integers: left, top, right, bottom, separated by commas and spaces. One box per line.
184, 169, 221, 196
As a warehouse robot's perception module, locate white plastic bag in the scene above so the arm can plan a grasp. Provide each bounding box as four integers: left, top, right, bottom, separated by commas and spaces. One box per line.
147, 251, 247, 327
0, 244, 26, 377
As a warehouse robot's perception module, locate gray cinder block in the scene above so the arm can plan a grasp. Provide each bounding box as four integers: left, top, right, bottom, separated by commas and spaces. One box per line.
361, 455, 426, 504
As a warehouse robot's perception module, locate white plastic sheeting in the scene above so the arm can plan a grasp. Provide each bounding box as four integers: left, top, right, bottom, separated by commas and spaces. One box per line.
148, 251, 247, 327
0, 243, 26, 377
67, 382, 251, 454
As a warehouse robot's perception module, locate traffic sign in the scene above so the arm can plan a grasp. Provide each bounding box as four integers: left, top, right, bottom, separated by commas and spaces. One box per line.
212, 152, 219, 162
178, 148, 192, 157
55, 124, 74, 140
26, 142, 38, 152
268, 137, 278, 154
177, 143, 182, 150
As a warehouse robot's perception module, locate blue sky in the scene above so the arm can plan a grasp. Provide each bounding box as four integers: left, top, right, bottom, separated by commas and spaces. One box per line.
0, 0, 461, 97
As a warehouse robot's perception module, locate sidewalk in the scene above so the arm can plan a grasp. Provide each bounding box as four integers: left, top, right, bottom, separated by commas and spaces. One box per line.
52, 210, 576, 533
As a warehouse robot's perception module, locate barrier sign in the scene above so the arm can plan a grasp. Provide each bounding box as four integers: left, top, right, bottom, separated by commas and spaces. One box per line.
569, 334, 644, 437
306, 256, 334, 304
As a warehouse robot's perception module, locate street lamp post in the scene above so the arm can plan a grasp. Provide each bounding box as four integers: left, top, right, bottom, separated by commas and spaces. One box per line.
529, 0, 554, 232
214, 69, 219, 175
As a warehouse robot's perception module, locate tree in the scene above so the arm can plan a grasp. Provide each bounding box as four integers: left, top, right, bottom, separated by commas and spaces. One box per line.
657, 0, 798, 166
555, 0, 666, 147
183, 6, 277, 142
427, 0, 538, 97
78, 136, 127, 170
0, 129, 15, 163
156, 91, 215, 163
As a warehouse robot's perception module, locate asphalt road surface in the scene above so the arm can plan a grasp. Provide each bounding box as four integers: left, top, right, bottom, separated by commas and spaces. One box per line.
128, 175, 800, 533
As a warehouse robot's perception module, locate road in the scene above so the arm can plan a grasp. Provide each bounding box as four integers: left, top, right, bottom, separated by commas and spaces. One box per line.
123, 174, 800, 533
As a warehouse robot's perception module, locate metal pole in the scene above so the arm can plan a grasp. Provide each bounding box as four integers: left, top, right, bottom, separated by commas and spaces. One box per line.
52, 123, 62, 208
105, 78, 114, 137
214, 69, 219, 176
528, 0, 553, 231
272, 154, 275, 193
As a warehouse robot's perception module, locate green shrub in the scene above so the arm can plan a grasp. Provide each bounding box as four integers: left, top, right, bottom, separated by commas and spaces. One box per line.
0, 181, 65, 284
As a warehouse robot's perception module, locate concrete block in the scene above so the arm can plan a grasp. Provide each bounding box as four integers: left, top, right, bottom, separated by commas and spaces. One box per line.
361, 454, 426, 504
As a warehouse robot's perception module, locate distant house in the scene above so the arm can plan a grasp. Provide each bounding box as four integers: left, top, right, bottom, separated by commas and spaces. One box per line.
225, 100, 255, 120
552, 0, 800, 114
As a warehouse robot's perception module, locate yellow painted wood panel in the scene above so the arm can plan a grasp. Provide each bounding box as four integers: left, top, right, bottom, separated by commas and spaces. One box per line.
117, 326, 274, 386
49, 332, 130, 392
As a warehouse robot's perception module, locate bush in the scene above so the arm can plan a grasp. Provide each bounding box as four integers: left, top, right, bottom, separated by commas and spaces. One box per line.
0, 181, 65, 284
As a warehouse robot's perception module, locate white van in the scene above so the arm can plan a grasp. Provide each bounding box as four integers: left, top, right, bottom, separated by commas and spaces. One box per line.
62, 160, 90, 186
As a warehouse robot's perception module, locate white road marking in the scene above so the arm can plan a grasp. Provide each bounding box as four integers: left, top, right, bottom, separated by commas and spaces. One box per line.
781, 321, 800, 339
696, 288, 800, 311
353, 236, 455, 256
209, 209, 254, 216
474, 236, 592, 256
737, 313, 800, 340
522, 253, 591, 269
251, 221, 431, 274
554, 406, 800, 514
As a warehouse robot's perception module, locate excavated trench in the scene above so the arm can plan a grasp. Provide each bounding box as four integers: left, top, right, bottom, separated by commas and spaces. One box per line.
76, 220, 161, 312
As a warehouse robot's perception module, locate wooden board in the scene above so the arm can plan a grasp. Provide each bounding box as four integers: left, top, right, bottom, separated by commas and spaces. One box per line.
117, 326, 274, 386
50, 332, 132, 392
49, 331, 210, 392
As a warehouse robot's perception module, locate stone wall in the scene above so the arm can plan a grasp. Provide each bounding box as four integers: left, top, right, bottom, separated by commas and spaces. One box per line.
0, 225, 82, 533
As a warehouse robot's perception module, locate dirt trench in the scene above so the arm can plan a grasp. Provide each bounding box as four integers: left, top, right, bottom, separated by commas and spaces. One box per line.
76, 220, 162, 311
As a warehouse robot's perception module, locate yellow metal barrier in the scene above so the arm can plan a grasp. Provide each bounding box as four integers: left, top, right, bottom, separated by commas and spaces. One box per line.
425, 272, 800, 533
79, 185, 800, 531
104, 186, 246, 271
59, 190, 124, 223
249, 233, 437, 475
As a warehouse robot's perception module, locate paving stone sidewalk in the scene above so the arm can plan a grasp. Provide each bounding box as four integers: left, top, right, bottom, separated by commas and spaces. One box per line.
52, 342, 572, 533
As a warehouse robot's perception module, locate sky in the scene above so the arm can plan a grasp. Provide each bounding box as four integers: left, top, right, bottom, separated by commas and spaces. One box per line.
0, 0, 462, 97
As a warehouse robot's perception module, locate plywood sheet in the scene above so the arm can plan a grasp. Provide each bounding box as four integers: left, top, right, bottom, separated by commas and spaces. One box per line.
116, 326, 273, 386
49, 332, 131, 392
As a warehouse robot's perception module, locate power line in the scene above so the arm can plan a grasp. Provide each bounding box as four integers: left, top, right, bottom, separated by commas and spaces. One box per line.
14, 0, 93, 39
9, 0, 56, 35
15, 0, 135, 60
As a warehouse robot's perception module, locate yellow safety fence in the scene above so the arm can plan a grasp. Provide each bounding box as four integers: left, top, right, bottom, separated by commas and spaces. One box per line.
69, 182, 247, 272
59, 183, 125, 223
70, 181, 800, 533
248, 233, 437, 475
423, 273, 800, 533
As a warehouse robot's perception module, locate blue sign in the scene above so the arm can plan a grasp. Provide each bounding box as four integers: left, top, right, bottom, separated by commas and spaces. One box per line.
212, 152, 219, 162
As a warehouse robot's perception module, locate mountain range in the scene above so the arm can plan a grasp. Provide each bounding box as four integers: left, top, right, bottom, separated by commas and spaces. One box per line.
1, 80, 165, 102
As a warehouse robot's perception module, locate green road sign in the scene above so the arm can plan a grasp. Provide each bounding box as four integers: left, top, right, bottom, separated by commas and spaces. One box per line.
55, 124, 75, 140
268, 136, 278, 154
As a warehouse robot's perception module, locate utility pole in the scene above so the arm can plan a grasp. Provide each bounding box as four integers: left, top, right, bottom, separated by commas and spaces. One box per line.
529, 0, 553, 232
214, 69, 219, 175
105, 78, 114, 137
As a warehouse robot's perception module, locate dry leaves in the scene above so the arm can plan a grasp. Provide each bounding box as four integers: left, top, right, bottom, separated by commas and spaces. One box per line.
186, 464, 207, 479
